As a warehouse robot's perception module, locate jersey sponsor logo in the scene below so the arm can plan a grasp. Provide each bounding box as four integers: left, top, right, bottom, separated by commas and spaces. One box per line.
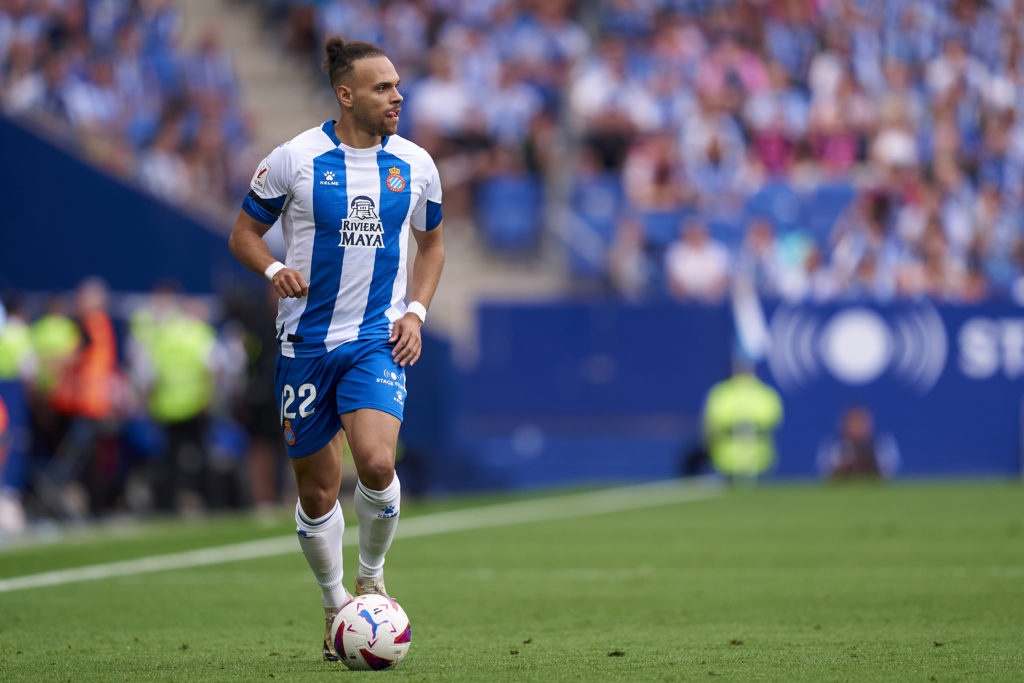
339, 195, 385, 248
252, 159, 270, 192
320, 170, 339, 186
385, 166, 405, 193
350, 195, 378, 220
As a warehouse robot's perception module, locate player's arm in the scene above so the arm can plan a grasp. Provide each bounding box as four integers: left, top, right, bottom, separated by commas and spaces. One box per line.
228, 210, 308, 298
408, 221, 445, 312
390, 222, 445, 367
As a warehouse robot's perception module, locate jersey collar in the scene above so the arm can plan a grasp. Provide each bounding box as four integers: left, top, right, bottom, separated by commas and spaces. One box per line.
321, 120, 390, 153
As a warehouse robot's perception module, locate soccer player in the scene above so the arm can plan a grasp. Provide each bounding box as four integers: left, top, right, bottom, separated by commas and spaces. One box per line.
228, 38, 444, 661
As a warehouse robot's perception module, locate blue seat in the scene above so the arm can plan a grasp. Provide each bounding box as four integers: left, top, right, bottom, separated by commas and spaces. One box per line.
805, 181, 855, 242
476, 175, 544, 252
641, 209, 686, 247
566, 173, 623, 277
571, 172, 622, 243
707, 214, 745, 249
745, 180, 804, 233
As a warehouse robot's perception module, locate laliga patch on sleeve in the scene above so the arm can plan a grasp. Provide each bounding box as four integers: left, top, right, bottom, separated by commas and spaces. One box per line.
251, 159, 270, 192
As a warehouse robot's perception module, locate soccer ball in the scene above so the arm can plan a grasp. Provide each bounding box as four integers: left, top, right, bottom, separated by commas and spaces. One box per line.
330, 594, 411, 670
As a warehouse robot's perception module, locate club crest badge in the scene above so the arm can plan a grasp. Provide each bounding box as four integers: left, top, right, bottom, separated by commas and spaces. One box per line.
283, 419, 296, 446
386, 167, 405, 193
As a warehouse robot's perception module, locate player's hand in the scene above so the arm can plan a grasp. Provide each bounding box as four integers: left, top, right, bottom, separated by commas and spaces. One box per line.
389, 314, 423, 367
271, 268, 308, 298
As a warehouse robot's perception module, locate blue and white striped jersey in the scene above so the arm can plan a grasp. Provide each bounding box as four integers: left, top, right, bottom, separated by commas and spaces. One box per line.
242, 121, 443, 359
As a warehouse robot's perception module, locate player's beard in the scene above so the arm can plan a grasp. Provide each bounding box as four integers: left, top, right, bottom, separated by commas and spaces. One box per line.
352, 102, 397, 139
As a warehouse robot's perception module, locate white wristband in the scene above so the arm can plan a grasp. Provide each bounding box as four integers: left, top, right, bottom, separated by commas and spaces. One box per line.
264, 261, 286, 280
407, 301, 427, 323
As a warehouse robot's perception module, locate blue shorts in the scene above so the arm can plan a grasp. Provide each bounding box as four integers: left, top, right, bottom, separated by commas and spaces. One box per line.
274, 338, 407, 458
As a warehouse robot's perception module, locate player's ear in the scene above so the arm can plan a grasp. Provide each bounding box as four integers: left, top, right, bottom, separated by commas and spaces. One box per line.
336, 82, 353, 108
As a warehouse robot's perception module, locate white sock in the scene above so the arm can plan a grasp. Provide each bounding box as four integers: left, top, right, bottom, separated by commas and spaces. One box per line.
294, 499, 348, 608
354, 476, 400, 579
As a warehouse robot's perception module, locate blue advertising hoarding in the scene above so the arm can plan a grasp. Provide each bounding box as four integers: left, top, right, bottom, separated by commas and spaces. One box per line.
760, 302, 1023, 478
402, 301, 1022, 492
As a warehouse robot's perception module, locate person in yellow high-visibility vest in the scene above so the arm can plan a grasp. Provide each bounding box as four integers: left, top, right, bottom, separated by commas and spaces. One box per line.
130, 293, 217, 511
27, 298, 80, 479
0, 301, 36, 382
702, 367, 783, 481
29, 298, 79, 395
143, 308, 216, 428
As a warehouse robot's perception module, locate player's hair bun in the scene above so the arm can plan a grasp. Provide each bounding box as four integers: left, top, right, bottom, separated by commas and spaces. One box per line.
322, 36, 386, 87
324, 36, 346, 64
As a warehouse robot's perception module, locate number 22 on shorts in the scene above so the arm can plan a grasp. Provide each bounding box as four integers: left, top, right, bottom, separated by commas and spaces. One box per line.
281, 383, 317, 422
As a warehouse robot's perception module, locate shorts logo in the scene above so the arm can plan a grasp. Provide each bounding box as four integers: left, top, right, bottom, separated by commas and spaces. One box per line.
283, 419, 297, 446
376, 367, 406, 390
386, 167, 405, 193
376, 366, 406, 405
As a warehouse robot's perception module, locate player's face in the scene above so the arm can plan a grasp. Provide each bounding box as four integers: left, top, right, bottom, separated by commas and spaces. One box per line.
342, 56, 403, 138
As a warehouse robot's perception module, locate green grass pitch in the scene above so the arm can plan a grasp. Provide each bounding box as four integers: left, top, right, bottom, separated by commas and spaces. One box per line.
0, 481, 1021, 681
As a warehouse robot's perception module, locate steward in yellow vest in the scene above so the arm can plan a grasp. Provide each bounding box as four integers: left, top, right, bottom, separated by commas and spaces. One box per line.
703, 370, 783, 480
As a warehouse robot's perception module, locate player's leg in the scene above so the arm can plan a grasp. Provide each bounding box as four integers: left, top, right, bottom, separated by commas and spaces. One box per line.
291, 428, 348, 603
335, 339, 408, 596
275, 350, 350, 660
290, 430, 351, 661
340, 407, 402, 596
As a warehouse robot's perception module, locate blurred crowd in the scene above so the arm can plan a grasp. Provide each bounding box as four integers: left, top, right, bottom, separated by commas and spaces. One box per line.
0, 279, 286, 531
257, 0, 583, 217
0, 0, 255, 219
8, 0, 1024, 304
260, 0, 1024, 304
572, 0, 1024, 304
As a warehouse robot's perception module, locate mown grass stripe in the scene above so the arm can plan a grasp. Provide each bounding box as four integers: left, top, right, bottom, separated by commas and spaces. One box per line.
0, 479, 719, 594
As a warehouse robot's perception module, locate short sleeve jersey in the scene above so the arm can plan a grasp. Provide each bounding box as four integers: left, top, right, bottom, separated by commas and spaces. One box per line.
242, 121, 443, 359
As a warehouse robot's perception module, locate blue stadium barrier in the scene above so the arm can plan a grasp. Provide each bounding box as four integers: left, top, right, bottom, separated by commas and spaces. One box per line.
475, 174, 544, 251
401, 302, 734, 492
758, 301, 1024, 478
464, 302, 733, 417
0, 116, 247, 294
401, 301, 1023, 493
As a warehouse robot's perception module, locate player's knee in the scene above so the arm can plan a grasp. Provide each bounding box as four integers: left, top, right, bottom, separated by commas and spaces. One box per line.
356, 455, 395, 491
297, 480, 339, 518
